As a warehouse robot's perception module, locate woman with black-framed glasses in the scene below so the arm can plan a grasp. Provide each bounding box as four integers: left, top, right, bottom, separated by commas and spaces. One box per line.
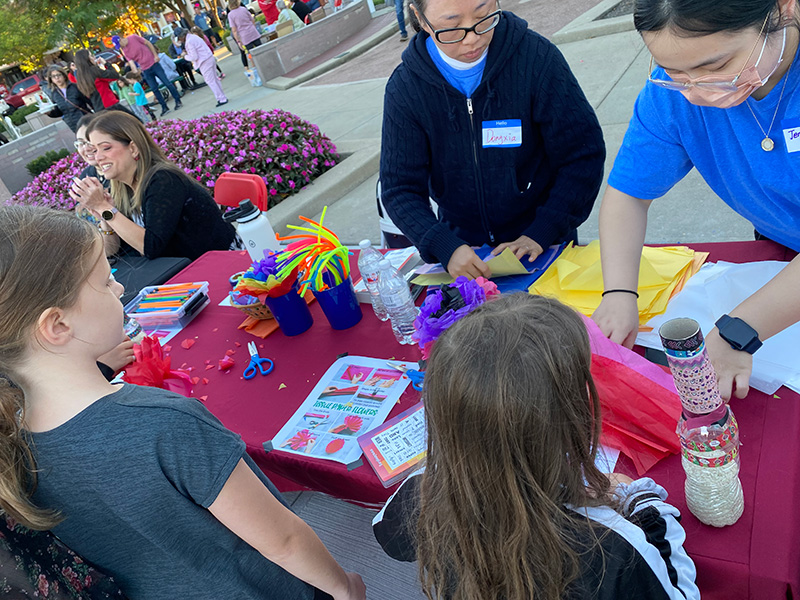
593, 0, 800, 403
379, 0, 605, 280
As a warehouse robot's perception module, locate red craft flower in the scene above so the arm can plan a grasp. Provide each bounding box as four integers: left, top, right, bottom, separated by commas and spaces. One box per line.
286, 429, 316, 450
122, 336, 193, 397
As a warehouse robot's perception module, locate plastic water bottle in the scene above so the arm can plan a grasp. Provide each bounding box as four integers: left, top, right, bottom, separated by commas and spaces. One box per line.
377, 259, 418, 345
234, 199, 280, 261
357, 239, 388, 321
677, 407, 744, 527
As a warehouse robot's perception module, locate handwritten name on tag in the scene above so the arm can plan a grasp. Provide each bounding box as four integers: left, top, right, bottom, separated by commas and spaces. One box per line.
482, 119, 522, 148
781, 117, 800, 153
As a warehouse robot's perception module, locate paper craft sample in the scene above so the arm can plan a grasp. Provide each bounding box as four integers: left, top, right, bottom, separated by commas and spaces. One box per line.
411, 248, 529, 286
272, 356, 416, 465
411, 245, 564, 290
359, 402, 427, 487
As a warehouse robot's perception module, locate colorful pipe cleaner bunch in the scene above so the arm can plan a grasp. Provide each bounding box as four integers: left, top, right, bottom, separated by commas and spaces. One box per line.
232, 250, 300, 304
275, 207, 351, 295
413, 277, 500, 359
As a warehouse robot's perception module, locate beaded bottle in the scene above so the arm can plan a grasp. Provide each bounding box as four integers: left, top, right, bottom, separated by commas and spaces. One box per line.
660, 318, 744, 527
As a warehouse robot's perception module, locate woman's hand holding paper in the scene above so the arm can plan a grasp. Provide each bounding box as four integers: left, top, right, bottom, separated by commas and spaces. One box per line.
491, 235, 543, 262
446, 245, 491, 280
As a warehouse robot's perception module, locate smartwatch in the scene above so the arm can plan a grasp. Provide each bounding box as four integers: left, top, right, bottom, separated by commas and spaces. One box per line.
101, 207, 118, 221
715, 314, 762, 354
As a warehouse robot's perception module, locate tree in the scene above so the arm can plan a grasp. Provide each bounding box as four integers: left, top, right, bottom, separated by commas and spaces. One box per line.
0, 1, 56, 69
44, 0, 124, 48
0, 0, 195, 70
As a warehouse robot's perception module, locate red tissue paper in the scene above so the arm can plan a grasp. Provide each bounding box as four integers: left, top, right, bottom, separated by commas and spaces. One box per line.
582, 316, 682, 475
122, 335, 193, 397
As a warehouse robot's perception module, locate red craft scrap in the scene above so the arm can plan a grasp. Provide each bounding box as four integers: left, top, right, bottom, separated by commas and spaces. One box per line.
219, 356, 235, 371
180, 339, 195, 350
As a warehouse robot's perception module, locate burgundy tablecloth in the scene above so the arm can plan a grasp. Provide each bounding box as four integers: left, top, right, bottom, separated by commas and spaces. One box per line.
165, 241, 799, 600
163, 250, 422, 507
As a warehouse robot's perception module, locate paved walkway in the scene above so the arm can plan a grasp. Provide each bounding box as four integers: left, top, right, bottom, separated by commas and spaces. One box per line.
161, 5, 754, 597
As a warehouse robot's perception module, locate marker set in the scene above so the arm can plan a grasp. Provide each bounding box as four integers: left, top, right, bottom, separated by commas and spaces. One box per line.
124, 282, 211, 328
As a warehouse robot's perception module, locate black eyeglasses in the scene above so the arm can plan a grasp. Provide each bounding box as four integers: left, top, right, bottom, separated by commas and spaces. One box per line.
414, 1, 502, 44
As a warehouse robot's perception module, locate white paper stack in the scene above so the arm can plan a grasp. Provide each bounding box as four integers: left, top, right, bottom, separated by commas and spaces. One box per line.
636, 261, 800, 395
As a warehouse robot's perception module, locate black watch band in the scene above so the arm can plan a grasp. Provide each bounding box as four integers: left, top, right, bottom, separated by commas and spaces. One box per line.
715, 314, 762, 354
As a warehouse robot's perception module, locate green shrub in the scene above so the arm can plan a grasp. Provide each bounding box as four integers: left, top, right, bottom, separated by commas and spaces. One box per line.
255, 14, 267, 24
154, 36, 173, 54
11, 105, 39, 127
26, 149, 71, 177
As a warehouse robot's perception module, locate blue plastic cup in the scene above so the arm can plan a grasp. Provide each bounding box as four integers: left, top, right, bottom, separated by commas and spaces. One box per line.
264, 281, 314, 336
313, 274, 363, 330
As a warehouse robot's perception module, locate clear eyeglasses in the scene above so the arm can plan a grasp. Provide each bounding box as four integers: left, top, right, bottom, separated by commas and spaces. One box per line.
73, 140, 96, 152
414, 0, 502, 44
647, 14, 769, 92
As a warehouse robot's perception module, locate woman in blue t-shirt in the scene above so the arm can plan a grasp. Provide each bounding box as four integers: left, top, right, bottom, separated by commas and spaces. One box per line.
593, 0, 800, 401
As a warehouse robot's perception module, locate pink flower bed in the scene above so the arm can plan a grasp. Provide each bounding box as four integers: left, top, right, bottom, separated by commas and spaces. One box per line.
7, 109, 338, 210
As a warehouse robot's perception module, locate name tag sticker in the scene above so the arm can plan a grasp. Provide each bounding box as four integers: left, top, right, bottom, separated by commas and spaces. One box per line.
781, 117, 800, 153
482, 119, 522, 148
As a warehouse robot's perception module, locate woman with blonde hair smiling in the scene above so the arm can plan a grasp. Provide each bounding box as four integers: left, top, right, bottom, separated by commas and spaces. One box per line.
68, 110, 236, 260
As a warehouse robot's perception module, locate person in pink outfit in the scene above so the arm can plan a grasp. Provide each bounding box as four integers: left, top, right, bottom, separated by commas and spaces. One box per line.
175, 28, 228, 107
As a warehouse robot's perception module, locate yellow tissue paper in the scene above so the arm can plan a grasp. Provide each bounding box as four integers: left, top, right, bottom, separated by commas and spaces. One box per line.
529, 241, 706, 326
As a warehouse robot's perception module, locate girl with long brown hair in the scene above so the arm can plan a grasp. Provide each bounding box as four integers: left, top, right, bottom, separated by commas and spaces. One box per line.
73, 49, 126, 113
374, 293, 699, 600
0, 204, 366, 600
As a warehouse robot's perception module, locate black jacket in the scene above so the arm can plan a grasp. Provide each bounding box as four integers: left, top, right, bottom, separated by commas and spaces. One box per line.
380, 12, 605, 266
134, 169, 236, 261
291, 0, 312, 22
373, 473, 699, 599
48, 83, 92, 132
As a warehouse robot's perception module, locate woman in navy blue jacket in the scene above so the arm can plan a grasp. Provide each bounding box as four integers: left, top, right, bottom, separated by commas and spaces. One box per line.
380, 0, 605, 278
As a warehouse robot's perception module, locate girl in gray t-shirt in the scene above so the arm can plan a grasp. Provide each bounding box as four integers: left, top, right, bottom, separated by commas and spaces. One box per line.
0, 205, 366, 600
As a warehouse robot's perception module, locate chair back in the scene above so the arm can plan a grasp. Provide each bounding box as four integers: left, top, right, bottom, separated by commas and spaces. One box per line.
214, 172, 269, 210
309, 7, 326, 22
276, 21, 294, 37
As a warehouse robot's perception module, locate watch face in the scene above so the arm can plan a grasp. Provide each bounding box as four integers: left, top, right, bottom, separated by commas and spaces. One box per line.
102, 209, 114, 221
721, 318, 756, 350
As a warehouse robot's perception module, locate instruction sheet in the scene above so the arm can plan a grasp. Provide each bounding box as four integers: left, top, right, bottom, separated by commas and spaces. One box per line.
271, 356, 416, 464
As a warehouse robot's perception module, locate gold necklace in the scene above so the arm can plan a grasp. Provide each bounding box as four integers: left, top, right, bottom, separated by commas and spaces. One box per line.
745, 72, 789, 151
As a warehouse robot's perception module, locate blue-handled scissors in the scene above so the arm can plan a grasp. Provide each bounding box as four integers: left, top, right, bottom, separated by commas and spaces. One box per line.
386, 361, 424, 391
244, 342, 274, 380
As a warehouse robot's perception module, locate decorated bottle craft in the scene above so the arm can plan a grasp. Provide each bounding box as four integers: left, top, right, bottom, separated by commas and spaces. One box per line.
659, 318, 744, 527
